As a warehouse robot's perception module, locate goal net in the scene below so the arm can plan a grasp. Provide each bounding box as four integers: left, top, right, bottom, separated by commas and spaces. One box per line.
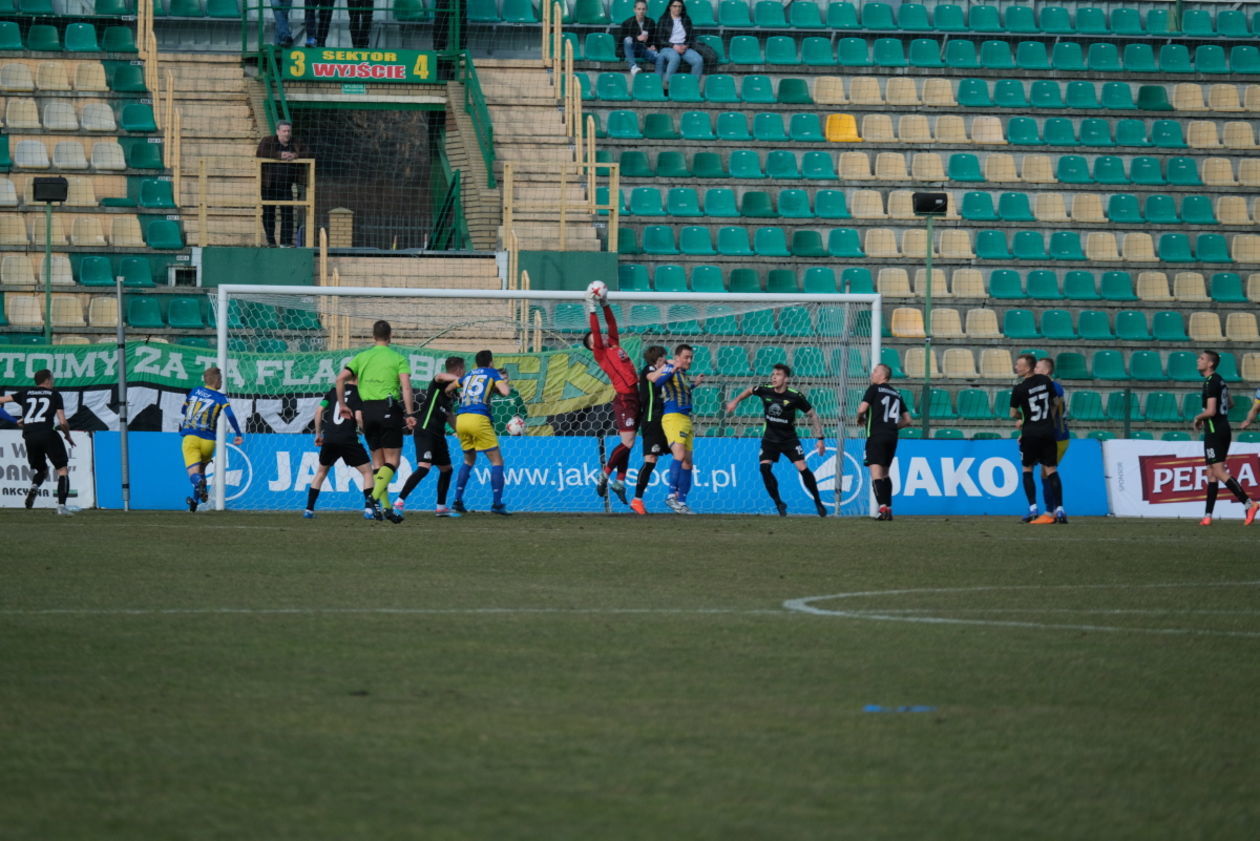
211, 285, 880, 516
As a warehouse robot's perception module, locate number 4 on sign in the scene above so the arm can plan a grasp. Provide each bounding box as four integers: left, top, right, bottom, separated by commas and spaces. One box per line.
412, 54, 429, 80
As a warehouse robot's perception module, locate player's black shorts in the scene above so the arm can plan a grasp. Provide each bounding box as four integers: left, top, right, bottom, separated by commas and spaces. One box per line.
360, 399, 405, 451
641, 421, 667, 457
24, 429, 68, 472
1019, 430, 1059, 468
864, 433, 898, 468
1204, 426, 1231, 465
319, 440, 370, 468
760, 437, 806, 464
413, 428, 452, 467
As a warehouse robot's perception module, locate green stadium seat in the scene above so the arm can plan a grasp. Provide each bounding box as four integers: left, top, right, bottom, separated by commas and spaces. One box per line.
1042, 5, 1075, 33
961, 191, 998, 221
1158, 44, 1192, 74
468, 0, 501, 20
1051, 41, 1085, 71
1040, 309, 1075, 340
998, 192, 1035, 221
679, 111, 715, 141
121, 257, 155, 287
1062, 81, 1097, 110
777, 78, 812, 104
595, 72, 630, 101
691, 265, 725, 292
717, 226, 754, 256
727, 268, 759, 294
1108, 7, 1141, 34
956, 78, 991, 107
656, 150, 689, 178
956, 389, 993, 420
1028, 79, 1063, 109
765, 36, 800, 66
1006, 5, 1039, 32
789, 229, 826, 257
826, 228, 864, 258
765, 269, 797, 293
695, 34, 725, 64
980, 40, 1015, 70
1114, 119, 1150, 148
1219, 351, 1243, 382
138, 179, 176, 208
1180, 196, 1216, 226
629, 187, 664, 216
741, 309, 778, 336
0, 21, 22, 50
719, 0, 753, 26
928, 388, 957, 419
1002, 309, 1039, 339
790, 0, 825, 28
703, 75, 739, 103
1230, 45, 1260, 74
1078, 310, 1113, 340
704, 305, 741, 335
1136, 85, 1173, 111
1122, 42, 1156, 73
754, 226, 791, 257
843, 266, 873, 293
716, 112, 751, 141
1025, 270, 1061, 299
606, 110, 642, 139
205, 0, 238, 16
739, 190, 775, 218
765, 150, 799, 179
1012, 231, 1047, 260
1196, 234, 1232, 263
584, 33, 617, 62
729, 150, 764, 178
1163, 430, 1192, 441
125, 295, 164, 328
574, 0, 609, 24
939, 38, 976, 68
143, 218, 184, 249
666, 187, 702, 216
1055, 352, 1088, 380
743, 75, 779, 104
1073, 118, 1109, 147
801, 152, 837, 180
64, 24, 101, 52
1195, 45, 1229, 75
618, 264, 650, 292
1049, 231, 1085, 261
1144, 391, 1180, 422
109, 63, 148, 93
668, 73, 703, 103
619, 150, 652, 177
968, 4, 1001, 31
167, 296, 204, 329
988, 269, 1023, 298
642, 224, 678, 254
1087, 42, 1121, 72
27, 24, 62, 51
788, 113, 824, 142
1071, 390, 1105, 421
1217, 10, 1250, 38
802, 267, 837, 293
801, 36, 834, 66
975, 230, 1011, 259
1093, 155, 1128, 184
1209, 273, 1247, 303
102, 26, 138, 52
1105, 390, 1144, 421
814, 189, 848, 217
652, 265, 688, 292
1128, 156, 1164, 186
947, 153, 985, 182
1180, 8, 1214, 36
1056, 155, 1092, 184
1151, 311, 1188, 343
1115, 310, 1151, 341
76, 256, 114, 286
1100, 82, 1136, 110
1062, 271, 1098, 300
643, 113, 678, 140
633, 72, 666, 102
729, 35, 763, 65
908, 37, 944, 67
826, 0, 859, 29
993, 79, 1028, 108
1156, 233, 1193, 263
688, 0, 716, 25
871, 37, 908, 68
703, 188, 737, 216
753, 112, 789, 142
1100, 271, 1136, 301
1165, 157, 1201, 187
1107, 193, 1143, 223
1005, 117, 1040, 146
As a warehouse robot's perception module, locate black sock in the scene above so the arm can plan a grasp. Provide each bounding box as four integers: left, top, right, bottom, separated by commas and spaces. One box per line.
1224, 477, 1249, 504
1044, 472, 1062, 511
399, 465, 429, 501
801, 468, 822, 505
875, 477, 892, 507
306, 487, 320, 511
56, 474, 69, 505
635, 461, 656, 498
760, 463, 782, 505
1022, 471, 1037, 507
1206, 482, 1219, 515
363, 487, 374, 506
33, 468, 47, 488
436, 468, 452, 505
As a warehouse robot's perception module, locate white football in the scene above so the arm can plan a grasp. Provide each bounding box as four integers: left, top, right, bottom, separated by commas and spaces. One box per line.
587, 280, 608, 302
506, 415, 526, 436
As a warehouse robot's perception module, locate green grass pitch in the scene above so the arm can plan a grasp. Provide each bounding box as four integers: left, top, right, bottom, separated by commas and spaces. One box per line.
3, 510, 1259, 840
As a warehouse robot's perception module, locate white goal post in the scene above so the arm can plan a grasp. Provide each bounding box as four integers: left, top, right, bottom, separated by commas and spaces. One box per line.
211, 284, 882, 515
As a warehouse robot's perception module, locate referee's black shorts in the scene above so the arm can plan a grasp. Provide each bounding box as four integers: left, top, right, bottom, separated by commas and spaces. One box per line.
319, 440, 370, 468
24, 429, 68, 471
1204, 427, 1231, 465
864, 433, 898, 468
1019, 430, 1059, 468
413, 428, 452, 467
360, 399, 405, 451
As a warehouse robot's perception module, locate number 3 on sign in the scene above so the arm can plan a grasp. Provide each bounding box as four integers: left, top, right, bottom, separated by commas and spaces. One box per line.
289, 50, 305, 77
412, 53, 429, 79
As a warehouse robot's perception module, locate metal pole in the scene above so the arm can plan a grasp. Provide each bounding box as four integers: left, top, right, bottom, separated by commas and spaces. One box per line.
115, 275, 131, 512
214, 287, 229, 511
43, 203, 53, 343
921, 214, 934, 439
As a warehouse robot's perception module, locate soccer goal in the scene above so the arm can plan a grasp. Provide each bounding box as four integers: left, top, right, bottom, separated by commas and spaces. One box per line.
211, 284, 881, 516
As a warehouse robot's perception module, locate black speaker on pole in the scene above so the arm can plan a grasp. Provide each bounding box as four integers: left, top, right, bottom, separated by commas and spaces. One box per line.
911, 191, 948, 215
33, 177, 69, 203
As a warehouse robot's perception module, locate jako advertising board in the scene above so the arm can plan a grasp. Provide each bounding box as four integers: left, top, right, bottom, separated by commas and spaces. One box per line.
93, 433, 1107, 516
1103, 439, 1260, 520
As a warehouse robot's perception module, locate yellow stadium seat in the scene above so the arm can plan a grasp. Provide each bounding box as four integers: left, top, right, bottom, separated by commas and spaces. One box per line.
864, 228, 899, 258
71, 216, 108, 247
1085, 232, 1121, 261
1249, 273, 1260, 302
921, 78, 955, 106
1187, 121, 1220, 148
65, 176, 97, 207
1020, 155, 1055, 183
42, 101, 78, 131
1173, 272, 1210, 302
1243, 353, 1260, 382
54, 335, 92, 345
1207, 158, 1241, 186
877, 268, 912, 297
850, 189, 886, 219
839, 150, 872, 178
930, 308, 964, 339
0, 215, 29, 247
1207, 84, 1243, 112
979, 348, 1013, 379
1223, 122, 1256, 149
51, 141, 89, 170
32, 215, 68, 247
848, 77, 883, 105
984, 153, 1020, 183
1136, 272, 1174, 302
74, 62, 109, 92
1217, 196, 1251, 225
890, 307, 926, 338
1069, 193, 1105, 223
1122, 233, 1157, 262
914, 268, 949, 297
1245, 85, 1260, 111
1, 62, 35, 92
966, 309, 1003, 340
939, 229, 974, 259
971, 116, 1006, 145
1, 254, 35, 287
5, 97, 40, 129
874, 151, 909, 180
825, 113, 861, 142
1172, 83, 1206, 111
1226, 313, 1259, 343
898, 115, 933, 144
950, 269, 985, 299
37, 254, 73, 286
942, 348, 978, 378
50, 293, 86, 328
1035, 193, 1069, 222
110, 215, 144, 247
903, 347, 940, 378
1188, 312, 1226, 342
885, 77, 920, 106
5, 293, 44, 328
88, 295, 118, 327
900, 228, 933, 259
910, 153, 945, 181
934, 115, 968, 144
35, 61, 71, 91
1233, 234, 1260, 263
813, 76, 847, 105
887, 190, 918, 218
860, 114, 894, 142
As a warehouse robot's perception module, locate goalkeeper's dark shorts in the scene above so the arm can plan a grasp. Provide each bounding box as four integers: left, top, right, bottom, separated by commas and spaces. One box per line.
360, 399, 405, 451
612, 391, 641, 432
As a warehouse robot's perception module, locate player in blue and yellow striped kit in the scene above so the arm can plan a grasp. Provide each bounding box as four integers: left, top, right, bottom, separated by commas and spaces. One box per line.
179, 367, 243, 512
648, 343, 704, 514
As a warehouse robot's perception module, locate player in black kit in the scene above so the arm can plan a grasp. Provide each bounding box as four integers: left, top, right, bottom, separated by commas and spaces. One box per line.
857, 363, 911, 521
305, 372, 377, 520
395, 356, 465, 518
630, 345, 668, 515
1010, 353, 1065, 525
1193, 349, 1260, 526
726, 363, 827, 517
0, 369, 78, 515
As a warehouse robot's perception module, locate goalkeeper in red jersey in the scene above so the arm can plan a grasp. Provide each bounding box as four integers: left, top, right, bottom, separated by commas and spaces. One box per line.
583, 284, 639, 506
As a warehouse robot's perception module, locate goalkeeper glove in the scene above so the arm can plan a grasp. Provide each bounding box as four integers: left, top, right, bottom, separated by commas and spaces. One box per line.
583, 292, 598, 314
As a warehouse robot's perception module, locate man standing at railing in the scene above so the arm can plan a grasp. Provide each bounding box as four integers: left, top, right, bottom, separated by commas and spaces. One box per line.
256, 120, 307, 248
347, 0, 374, 48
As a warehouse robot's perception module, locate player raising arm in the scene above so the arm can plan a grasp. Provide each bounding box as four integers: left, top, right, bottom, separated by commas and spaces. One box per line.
856, 364, 911, 521
1193, 349, 1259, 526
305, 371, 376, 520
0, 369, 78, 515
452, 350, 513, 515
1010, 353, 1064, 525
584, 282, 640, 506
648, 343, 703, 514
630, 345, 668, 515
725, 363, 827, 517
1239, 384, 1260, 431
395, 356, 465, 518
178, 367, 243, 513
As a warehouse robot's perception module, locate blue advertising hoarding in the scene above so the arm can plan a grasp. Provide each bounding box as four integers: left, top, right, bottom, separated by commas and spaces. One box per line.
92, 433, 1107, 516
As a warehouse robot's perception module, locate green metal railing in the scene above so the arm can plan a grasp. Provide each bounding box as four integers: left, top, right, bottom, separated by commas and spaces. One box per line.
258, 45, 293, 131
456, 51, 496, 189
431, 169, 466, 250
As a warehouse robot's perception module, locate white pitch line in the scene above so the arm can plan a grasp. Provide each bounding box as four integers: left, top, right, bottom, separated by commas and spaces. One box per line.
0, 607, 786, 617
784, 581, 1260, 639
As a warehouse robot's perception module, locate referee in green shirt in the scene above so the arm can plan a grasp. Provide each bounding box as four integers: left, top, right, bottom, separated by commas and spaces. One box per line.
336, 320, 416, 521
